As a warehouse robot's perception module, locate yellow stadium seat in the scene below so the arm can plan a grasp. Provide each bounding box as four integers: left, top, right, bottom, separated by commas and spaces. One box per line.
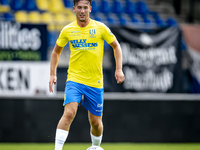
55, 13, 66, 23
49, 0, 65, 13
54, 13, 68, 31
41, 12, 56, 31
41, 11, 54, 23
65, 9, 76, 22
0, 3, 10, 13
15, 11, 28, 23
36, 0, 49, 11
29, 11, 41, 23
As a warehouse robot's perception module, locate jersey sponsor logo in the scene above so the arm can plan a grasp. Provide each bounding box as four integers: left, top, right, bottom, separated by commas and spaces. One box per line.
69, 31, 81, 37
70, 39, 98, 48
71, 31, 80, 33
69, 34, 81, 37
97, 103, 103, 107
89, 29, 96, 38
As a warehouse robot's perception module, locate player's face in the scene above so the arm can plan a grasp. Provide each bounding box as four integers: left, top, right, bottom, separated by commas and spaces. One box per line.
73, 0, 92, 22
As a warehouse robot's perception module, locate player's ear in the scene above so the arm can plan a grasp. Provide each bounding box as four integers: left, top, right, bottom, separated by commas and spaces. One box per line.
73, 6, 76, 12
89, 6, 92, 12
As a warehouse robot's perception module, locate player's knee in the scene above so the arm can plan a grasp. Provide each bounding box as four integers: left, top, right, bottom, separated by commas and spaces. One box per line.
90, 119, 102, 129
64, 110, 76, 121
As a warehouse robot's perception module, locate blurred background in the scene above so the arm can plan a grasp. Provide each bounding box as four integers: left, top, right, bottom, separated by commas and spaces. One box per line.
0, 0, 200, 145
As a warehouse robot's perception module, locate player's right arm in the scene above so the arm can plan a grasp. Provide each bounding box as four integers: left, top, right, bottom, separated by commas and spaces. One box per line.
49, 44, 64, 93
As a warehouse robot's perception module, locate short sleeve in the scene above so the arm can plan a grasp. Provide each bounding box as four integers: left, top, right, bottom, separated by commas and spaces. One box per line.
101, 23, 116, 44
56, 27, 69, 47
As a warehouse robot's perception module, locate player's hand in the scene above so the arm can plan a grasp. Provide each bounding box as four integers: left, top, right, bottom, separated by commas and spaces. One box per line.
115, 69, 125, 84
49, 75, 57, 93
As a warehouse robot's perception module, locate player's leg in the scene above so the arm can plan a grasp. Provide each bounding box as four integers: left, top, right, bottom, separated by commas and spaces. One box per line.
55, 81, 83, 150
88, 112, 103, 146
81, 84, 104, 146
57, 102, 79, 130
55, 102, 79, 150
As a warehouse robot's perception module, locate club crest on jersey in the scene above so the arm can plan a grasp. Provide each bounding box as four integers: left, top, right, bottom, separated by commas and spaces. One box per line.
89, 29, 96, 38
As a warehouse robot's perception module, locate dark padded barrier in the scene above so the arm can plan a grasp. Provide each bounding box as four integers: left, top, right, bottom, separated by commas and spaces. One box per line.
0, 99, 200, 142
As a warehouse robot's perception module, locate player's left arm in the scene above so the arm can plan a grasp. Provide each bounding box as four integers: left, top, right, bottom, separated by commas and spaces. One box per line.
110, 39, 125, 84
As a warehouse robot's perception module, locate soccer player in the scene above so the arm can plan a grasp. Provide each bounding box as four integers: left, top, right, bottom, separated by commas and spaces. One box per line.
49, 0, 125, 149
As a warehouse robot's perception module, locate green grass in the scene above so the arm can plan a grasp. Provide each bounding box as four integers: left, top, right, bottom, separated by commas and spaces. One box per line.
0, 143, 200, 150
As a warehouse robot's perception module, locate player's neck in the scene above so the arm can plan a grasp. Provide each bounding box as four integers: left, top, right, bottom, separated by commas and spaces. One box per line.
77, 18, 90, 27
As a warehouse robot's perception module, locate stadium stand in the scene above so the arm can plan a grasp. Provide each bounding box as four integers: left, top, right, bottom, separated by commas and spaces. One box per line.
100, 0, 111, 14
124, 0, 135, 15
49, 0, 65, 13
15, 10, 28, 23
3, 12, 14, 21
29, 11, 41, 23
0, 0, 183, 51
41, 11, 55, 30
54, 12, 68, 31
0, 0, 180, 27
63, 0, 73, 8
91, 0, 99, 14
10, 0, 23, 11
135, 0, 149, 14
0, 0, 186, 50
36, 0, 49, 11
0, 0, 10, 13
112, 0, 123, 14
23, 0, 38, 11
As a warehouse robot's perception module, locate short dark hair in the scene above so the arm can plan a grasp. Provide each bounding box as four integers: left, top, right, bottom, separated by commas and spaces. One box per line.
73, 0, 93, 6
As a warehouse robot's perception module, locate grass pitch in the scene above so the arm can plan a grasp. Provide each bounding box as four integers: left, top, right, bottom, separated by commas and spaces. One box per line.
0, 143, 200, 150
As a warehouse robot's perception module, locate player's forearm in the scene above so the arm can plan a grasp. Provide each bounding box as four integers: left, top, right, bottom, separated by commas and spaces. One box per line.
113, 46, 123, 71
50, 51, 60, 76
50, 44, 63, 76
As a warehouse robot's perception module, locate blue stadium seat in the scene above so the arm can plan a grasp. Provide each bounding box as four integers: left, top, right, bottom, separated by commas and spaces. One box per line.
48, 31, 58, 47
94, 16, 102, 22
91, 0, 99, 14
124, 0, 135, 14
0, 0, 9, 5
107, 13, 119, 25
141, 14, 153, 25
100, 0, 111, 14
23, 0, 37, 11
92, 12, 106, 22
166, 18, 177, 26
156, 18, 165, 27
130, 14, 139, 24
63, 0, 72, 8
112, 0, 123, 14
151, 11, 159, 20
135, 1, 149, 14
10, 0, 23, 10
143, 17, 151, 24
3, 12, 15, 21
119, 17, 126, 26
107, 17, 114, 25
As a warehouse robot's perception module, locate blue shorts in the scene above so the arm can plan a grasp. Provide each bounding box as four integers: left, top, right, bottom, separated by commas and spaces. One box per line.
64, 81, 104, 116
